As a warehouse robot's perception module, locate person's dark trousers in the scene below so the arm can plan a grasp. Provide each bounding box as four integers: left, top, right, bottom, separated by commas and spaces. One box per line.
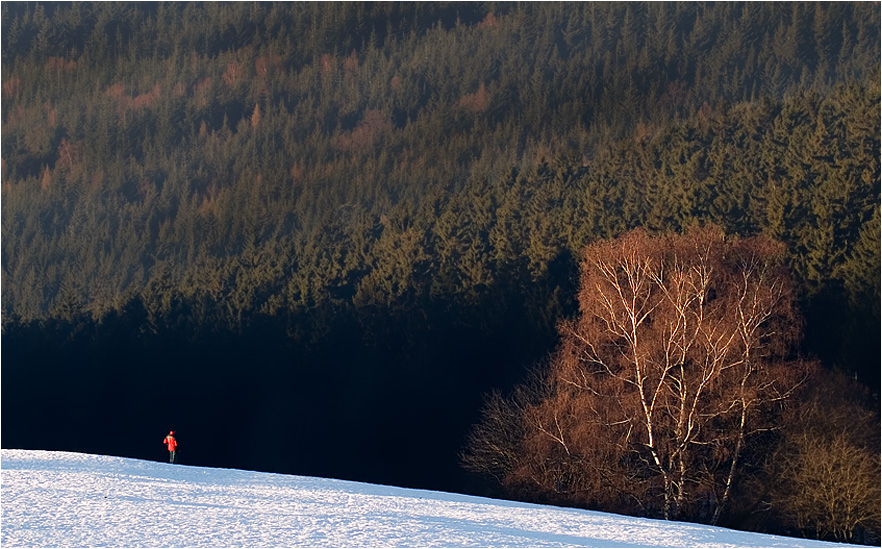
169, 451, 176, 464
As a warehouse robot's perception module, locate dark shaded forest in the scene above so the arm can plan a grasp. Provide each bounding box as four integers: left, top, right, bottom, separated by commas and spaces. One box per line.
1, 1, 879, 538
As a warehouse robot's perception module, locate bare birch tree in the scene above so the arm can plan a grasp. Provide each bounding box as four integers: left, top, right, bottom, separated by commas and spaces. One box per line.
464, 226, 811, 523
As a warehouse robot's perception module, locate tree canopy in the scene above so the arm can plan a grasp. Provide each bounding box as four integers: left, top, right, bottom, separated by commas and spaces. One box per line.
465, 227, 812, 521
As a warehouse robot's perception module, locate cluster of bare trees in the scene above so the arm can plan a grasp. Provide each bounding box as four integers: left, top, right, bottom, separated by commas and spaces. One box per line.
769, 370, 881, 544
464, 226, 879, 541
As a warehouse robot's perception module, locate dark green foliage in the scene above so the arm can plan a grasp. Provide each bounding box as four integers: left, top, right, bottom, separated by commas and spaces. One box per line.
1, 1, 879, 530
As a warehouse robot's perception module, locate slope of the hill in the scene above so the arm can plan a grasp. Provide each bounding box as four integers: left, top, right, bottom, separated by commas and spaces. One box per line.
1, 450, 845, 548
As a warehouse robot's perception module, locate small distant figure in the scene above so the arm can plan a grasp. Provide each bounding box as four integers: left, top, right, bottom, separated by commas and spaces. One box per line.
163, 430, 177, 463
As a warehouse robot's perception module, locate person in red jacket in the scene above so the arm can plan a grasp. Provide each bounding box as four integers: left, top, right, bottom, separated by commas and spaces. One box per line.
163, 431, 177, 463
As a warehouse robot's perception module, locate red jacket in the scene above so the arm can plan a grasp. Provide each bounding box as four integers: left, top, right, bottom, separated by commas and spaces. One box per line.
164, 434, 177, 452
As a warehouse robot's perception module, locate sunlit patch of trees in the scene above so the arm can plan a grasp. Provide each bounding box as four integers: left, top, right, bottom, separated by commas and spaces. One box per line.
463, 228, 878, 543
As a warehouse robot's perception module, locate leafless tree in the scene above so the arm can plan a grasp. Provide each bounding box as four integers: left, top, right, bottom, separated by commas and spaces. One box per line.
770, 371, 881, 544
464, 226, 811, 523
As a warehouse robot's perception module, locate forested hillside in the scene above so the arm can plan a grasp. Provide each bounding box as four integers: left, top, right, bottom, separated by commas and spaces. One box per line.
2, 1, 879, 537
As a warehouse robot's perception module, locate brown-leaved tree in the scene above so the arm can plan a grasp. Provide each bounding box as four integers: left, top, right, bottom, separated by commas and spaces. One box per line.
464, 226, 812, 524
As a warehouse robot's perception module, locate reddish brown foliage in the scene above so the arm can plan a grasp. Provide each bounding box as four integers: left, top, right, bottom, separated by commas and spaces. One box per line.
194, 77, 213, 106
2, 77, 21, 100
40, 166, 51, 190
250, 104, 262, 128
290, 163, 303, 182
44, 102, 57, 127
131, 85, 160, 110
106, 83, 160, 117
256, 57, 268, 77
136, 178, 156, 200
332, 110, 393, 154
479, 12, 499, 28
634, 122, 653, 143
458, 82, 489, 114
223, 61, 242, 86
465, 226, 811, 523
342, 51, 359, 73
320, 53, 335, 74
255, 55, 283, 77
46, 56, 76, 71
105, 83, 126, 99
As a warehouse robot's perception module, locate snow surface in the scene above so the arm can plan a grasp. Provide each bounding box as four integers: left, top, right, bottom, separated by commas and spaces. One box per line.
1, 449, 846, 548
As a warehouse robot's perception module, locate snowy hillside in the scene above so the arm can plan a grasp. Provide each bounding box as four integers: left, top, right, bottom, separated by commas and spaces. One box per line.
2, 450, 844, 547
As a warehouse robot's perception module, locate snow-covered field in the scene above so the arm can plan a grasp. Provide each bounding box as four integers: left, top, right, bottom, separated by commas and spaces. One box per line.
2, 449, 844, 548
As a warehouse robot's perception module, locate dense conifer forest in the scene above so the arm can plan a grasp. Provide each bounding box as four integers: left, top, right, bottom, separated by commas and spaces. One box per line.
2, 2, 879, 541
